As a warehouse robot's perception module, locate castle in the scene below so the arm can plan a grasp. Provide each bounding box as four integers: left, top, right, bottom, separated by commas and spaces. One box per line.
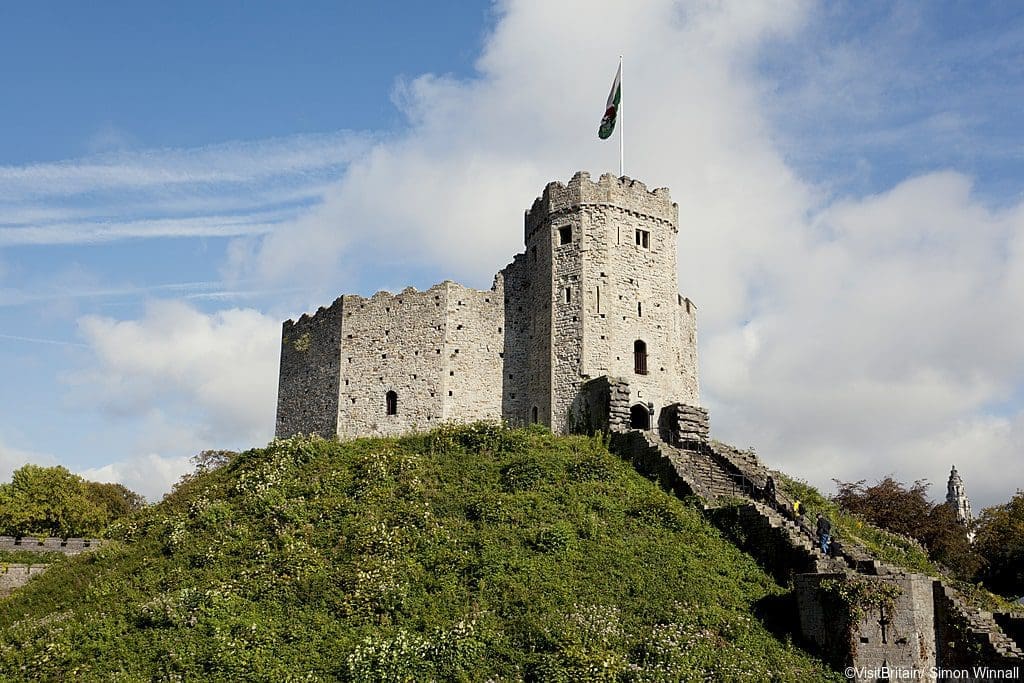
275, 172, 699, 439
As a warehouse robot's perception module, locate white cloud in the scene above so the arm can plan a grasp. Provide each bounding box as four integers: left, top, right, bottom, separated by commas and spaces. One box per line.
73, 300, 280, 447
0, 437, 56, 484
0, 132, 369, 247
78, 452, 194, 503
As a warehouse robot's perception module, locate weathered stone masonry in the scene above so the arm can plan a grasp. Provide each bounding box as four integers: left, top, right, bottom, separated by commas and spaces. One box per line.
275, 172, 700, 438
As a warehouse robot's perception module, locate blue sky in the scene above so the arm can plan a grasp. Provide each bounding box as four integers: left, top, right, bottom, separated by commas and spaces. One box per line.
1, 1, 1022, 507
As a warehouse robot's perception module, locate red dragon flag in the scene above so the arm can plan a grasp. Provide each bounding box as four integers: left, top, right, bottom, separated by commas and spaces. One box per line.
598, 62, 622, 140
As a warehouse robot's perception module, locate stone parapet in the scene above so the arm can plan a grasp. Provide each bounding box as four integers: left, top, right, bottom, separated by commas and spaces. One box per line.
0, 536, 102, 555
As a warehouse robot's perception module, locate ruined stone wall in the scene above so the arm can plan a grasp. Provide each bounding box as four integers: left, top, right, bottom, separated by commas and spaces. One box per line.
570, 376, 631, 435
276, 298, 344, 438
441, 281, 504, 423
795, 572, 937, 676
0, 564, 47, 598
336, 286, 449, 438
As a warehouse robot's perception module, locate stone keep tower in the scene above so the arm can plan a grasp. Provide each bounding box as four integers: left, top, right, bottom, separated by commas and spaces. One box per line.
501, 172, 698, 431
275, 172, 699, 439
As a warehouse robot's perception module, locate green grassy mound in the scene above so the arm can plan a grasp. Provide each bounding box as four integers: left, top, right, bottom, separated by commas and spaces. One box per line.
0, 424, 840, 681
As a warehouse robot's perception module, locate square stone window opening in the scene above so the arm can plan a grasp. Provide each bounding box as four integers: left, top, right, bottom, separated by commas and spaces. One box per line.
558, 225, 572, 245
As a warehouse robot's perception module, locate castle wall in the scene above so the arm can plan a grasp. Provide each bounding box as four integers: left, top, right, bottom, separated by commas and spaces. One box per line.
500, 255, 532, 425
336, 286, 448, 438
500, 225, 554, 427
275, 172, 701, 439
276, 298, 344, 438
440, 281, 504, 423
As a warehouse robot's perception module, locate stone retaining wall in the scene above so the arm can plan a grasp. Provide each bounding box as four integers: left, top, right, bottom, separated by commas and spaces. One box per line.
0, 564, 48, 597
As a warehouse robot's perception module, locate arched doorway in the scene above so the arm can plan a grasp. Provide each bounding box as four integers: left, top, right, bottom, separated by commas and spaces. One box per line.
630, 403, 650, 430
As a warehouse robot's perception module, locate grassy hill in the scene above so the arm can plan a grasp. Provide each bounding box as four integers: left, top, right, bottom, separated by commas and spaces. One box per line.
0, 424, 841, 681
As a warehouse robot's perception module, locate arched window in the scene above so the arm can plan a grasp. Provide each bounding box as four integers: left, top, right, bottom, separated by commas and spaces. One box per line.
386, 391, 398, 416
630, 403, 651, 430
633, 340, 648, 375
531, 406, 539, 423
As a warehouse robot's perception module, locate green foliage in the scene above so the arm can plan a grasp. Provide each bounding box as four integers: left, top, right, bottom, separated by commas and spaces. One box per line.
973, 490, 1024, 598
819, 576, 902, 626
0, 423, 841, 680
0, 550, 66, 565
0, 464, 144, 538
779, 475, 938, 575
832, 476, 982, 580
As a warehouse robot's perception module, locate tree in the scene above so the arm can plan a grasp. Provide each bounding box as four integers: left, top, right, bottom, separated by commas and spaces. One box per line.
0, 464, 145, 538
832, 476, 981, 581
84, 481, 146, 526
973, 491, 1024, 598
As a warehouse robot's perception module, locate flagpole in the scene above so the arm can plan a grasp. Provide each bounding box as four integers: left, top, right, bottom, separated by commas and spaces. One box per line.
618, 55, 624, 177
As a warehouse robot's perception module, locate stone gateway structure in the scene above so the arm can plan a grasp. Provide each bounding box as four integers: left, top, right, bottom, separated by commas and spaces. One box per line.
275, 172, 699, 439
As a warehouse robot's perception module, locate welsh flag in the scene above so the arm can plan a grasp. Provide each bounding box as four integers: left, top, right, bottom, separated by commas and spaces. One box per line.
598, 63, 621, 140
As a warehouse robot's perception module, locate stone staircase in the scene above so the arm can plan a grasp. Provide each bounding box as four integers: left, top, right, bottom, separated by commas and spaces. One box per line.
935, 583, 1024, 663
663, 443, 747, 502
609, 423, 1024, 669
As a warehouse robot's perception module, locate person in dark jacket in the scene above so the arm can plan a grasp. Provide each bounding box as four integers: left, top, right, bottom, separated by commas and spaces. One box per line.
816, 513, 832, 554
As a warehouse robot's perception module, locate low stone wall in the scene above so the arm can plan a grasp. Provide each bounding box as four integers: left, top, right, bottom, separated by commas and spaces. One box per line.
0, 536, 102, 555
0, 564, 48, 597
603, 412, 1023, 676
609, 430, 704, 500
710, 502, 835, 585
658, 403, 709, 446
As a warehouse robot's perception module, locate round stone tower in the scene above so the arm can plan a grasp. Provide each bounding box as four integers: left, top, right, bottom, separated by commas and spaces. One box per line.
507, 171, 699, 431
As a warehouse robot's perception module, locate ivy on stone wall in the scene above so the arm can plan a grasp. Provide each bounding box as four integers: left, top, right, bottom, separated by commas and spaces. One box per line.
819, 576, 902, 628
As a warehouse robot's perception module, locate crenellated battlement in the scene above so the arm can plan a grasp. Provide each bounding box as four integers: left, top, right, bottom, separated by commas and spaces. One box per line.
525, 172, 677, 242
0, 536, 103, 555
283, 295, 345, 331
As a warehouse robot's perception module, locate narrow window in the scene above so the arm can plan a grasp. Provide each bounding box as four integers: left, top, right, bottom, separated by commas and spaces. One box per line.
635, 229, 650, 249
637, 301, 642, 317
564, 287, 572, 304
531, 245, 537, 261
634, 340, 648, 375
558, 225, 572, 245
386, 391, 398, 415
532, 406, 538, 423
596, 286, 601, 313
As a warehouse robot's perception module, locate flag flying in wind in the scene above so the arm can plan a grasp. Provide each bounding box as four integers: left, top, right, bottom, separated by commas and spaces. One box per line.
598, 63, 622, 140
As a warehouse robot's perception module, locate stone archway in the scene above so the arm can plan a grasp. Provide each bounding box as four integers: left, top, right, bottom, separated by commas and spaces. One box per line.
630, 403, 650, 430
